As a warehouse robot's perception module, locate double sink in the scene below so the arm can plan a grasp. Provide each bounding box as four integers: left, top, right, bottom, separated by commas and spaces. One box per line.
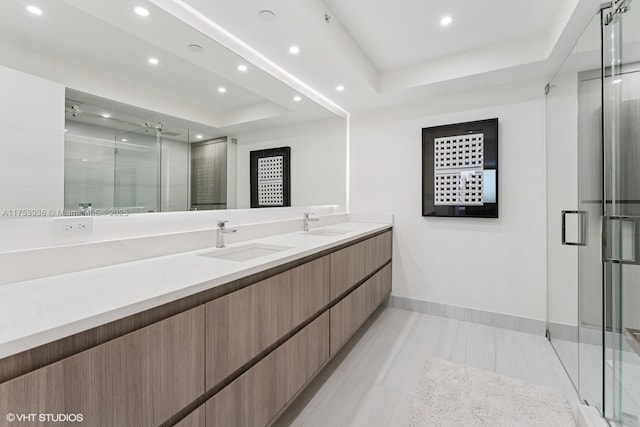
199, 228, 352, 263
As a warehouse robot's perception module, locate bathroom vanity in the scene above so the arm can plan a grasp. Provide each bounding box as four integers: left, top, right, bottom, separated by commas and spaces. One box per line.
0, 223, 392, 427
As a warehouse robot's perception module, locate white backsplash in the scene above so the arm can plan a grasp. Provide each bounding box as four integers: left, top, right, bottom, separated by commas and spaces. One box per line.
0, 206, 351, 285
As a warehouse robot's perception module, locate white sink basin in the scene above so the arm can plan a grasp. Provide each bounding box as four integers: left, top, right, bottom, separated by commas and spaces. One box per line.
304, 228, 353, 237
199, 243, 292, 262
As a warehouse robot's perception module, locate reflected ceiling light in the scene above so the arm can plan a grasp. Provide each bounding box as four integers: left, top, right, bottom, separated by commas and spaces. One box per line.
148, 57, 159, 65
237, 64, 248, 72
195, 134, 203, 139
217, 86, 227, 93
288, 45, 300, 55
336, 85, 345, 92
293, 95, 302, 102
121, 138, 128, 142
100, 113, 111, 119
440, 16, 453, 26
169, 0, 348, 117
613, 78, 622, 84
258, 10, 276, 22
82, 159, 88, 162
64, 128, 68, 132
134, 6, 149, 17
26, 5, 42, 15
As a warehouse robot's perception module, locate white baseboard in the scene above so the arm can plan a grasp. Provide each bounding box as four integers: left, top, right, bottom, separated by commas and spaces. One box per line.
389, 295, 546, 336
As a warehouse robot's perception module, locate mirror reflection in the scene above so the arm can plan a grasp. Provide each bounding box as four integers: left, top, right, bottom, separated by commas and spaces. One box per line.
64, 89, 235, 213
0, 0, 346, 215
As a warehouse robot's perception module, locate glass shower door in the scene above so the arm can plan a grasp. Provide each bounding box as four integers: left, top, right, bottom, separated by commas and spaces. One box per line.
606, 1, 640, 424
546, 10, 604, 411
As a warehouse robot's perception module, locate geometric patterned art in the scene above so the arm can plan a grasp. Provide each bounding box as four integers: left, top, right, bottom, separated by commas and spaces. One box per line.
434, 133, 484, 169
434, 133, 484, 206
257, 156, 284, 206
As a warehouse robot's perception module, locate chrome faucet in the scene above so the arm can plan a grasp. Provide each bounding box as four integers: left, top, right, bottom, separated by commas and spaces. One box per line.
303, 212, 319, 232
216, 220, 237, 248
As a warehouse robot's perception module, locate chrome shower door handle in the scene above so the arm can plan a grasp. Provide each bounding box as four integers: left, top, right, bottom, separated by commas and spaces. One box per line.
602, 215, 640, 265
561, 210, 587, 246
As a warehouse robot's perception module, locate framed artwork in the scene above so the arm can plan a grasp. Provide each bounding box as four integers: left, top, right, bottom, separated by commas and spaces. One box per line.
250, 147, 291, 208
422, 118, 498, 218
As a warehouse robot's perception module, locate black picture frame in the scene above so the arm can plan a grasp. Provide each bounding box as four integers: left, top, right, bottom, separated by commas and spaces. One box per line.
250, 147, 291, 208
422, 118, 498, 218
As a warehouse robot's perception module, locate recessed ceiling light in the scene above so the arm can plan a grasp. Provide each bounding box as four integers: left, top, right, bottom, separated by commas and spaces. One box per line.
26, 5, 42, 15
188, 44, 203, 53
218, 87, 227, 93
259, 10, 276, 22
148, 57, 159, 65
237, 64, 248, 72
134, 6, 149, 17
121, 138, 128, 142
195, 134, 203, 139
336, 85, 345, 92
289, 45, 300, 55
82, 159, 88, 162
293, 95, 302, 102
100, 113, 111, 119
440, 16, 453, 26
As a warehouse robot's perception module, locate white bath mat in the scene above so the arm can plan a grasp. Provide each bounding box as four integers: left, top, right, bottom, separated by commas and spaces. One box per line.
406, 359, 575, 427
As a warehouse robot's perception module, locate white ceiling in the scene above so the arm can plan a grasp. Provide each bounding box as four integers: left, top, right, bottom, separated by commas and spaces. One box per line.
0, 0, 608, 119
323, 0, 563, 71
162, 0, 604, 112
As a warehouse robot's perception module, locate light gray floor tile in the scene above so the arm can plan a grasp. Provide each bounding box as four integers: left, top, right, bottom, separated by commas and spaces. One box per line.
274, 307, 581, 427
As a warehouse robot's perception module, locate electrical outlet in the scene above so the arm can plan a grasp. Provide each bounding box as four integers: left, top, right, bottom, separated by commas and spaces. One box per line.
53, 217, 93, 238
63, 223, 87, 232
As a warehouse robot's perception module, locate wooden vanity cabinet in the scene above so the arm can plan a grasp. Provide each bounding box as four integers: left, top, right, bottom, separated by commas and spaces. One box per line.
205, 257, 330, 387
198, 231, 392, 426
0, 228, 392, 427
330, 263, 392, 355
330, 230, 392, 300
0, 307, 205, 427
204, 313, 329, 427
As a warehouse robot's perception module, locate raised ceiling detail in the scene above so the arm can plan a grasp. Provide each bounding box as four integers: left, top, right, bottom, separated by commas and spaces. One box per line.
158, 0, 603, 112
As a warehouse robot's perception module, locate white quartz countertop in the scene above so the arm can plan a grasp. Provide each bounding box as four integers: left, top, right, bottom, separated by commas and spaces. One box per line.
0, 222, 391, 359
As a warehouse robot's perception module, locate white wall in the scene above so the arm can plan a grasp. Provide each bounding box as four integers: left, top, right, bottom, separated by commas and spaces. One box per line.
0, 65, 65, 210
235, 117, 347, 209
350, 82, 548, 321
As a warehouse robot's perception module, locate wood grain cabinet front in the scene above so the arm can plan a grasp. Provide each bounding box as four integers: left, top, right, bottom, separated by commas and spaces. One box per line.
0, 307, 205, 427
204, 312, 330, 427
0, 228, 392, 427
329, 230, 392, 300
205, 256, 330, 388
174, 405, 205, 427
330, 263, 392, 356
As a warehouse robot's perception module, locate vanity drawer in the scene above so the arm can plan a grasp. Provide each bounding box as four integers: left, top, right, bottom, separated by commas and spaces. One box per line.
0, 306, 205, 427
330, 263, 392, 355
329, 230, 392, 299
204, 312, 329, 427
205, 256, 330, 388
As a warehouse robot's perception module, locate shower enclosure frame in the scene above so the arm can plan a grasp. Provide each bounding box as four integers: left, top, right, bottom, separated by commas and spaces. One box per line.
546, 1, 640, 424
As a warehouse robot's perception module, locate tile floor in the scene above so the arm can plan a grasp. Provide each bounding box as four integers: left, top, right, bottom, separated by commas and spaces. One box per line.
552, 337, 640, 422
274, 306, 581, 427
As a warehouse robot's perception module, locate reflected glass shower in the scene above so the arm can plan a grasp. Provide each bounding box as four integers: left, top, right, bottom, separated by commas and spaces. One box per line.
114, 124, 163, 213
546, 1, 640, 424
65, 121, 234, 214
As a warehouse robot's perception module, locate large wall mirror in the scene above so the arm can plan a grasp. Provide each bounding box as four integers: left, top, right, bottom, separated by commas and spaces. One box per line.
0, 0, 346, 215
